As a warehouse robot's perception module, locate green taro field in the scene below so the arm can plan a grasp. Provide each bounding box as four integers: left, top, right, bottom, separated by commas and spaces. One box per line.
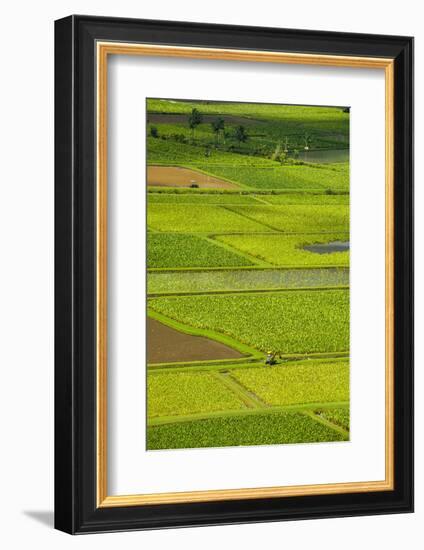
146, 98, 350, 451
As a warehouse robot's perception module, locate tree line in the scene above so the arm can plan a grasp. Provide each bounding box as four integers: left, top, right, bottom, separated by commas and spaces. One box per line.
150, 108, 248, 145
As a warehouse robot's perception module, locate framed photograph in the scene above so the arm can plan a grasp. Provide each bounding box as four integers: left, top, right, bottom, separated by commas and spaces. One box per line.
54, 15, 413, 534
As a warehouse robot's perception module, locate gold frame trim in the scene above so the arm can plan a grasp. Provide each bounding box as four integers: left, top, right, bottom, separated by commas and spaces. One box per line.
96, 42, 395, 508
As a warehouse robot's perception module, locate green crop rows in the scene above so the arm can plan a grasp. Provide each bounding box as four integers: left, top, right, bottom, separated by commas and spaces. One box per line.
232, 361, 349, 406
225, 204, 349, 233
148, 204, 270, 233
147, 410, 347, 450
148, 372, 246, 417
215, 233, 349, 267
315, 407, 350, 431
148, 202, 348, 235
148, 193, 262, 205
261, 193, 349, 205
149, 290, 349, 354
147, 137, 272, 168
195, 163, 349, 192
148, 233, 253, 268
146, 98, 350, 450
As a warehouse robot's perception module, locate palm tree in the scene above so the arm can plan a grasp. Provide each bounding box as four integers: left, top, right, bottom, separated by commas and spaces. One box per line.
303, 132, 312, 151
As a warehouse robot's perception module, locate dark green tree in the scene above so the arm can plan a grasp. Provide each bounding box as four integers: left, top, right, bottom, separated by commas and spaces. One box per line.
211, 117, 225, 143
188, 108, 203, 140
234, 125, 248, 145
150, 125, 159, 138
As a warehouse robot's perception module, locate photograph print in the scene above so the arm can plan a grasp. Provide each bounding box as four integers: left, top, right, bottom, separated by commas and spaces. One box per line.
146, 98, 350, 451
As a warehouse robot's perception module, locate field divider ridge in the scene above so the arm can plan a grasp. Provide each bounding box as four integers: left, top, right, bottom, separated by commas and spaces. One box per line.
148, 264, 350, 272
187, 164, 253, 191
304, 410, 349, 439
148, 285, 350, 298
148, 353, 350, 372
202, 234, 271, 267
152, 230, 350, 237
148, 286, 349, 300
212, 371, 266, 409
148, 400, 350, 427
221, 204, 283, 232
248, 195, 273, 205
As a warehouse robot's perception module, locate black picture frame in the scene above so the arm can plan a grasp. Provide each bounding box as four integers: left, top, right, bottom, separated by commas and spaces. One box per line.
55, 14, 414, 534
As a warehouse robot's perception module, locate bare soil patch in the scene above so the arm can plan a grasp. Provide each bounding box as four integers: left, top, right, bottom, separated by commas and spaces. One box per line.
147, 166, 239, 189
147, 318, 244, 364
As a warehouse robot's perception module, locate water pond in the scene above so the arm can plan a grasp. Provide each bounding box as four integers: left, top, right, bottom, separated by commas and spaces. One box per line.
296, 149, 349, 163
304, 241, 350, 254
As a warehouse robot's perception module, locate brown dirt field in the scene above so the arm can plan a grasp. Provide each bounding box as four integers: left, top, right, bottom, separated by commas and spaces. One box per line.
147, 113, 262, 125
147, 166, 239, 189
147, 318, 244, 364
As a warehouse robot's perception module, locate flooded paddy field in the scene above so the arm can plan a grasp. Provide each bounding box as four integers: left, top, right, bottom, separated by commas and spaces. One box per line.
148, 267, 349, 295
297, 149, 349, 163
